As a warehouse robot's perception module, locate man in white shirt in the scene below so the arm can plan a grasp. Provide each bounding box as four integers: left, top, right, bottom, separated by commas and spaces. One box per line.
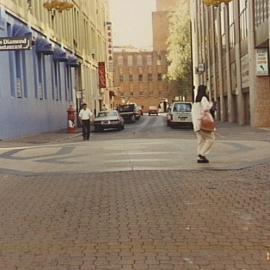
79, 103, 93, 140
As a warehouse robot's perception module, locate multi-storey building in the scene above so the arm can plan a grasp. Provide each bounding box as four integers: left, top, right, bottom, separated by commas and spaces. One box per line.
113, 0, 188, 111
0, 0, 111, 139
191, 0, 270, 127
113, 47, 176, 110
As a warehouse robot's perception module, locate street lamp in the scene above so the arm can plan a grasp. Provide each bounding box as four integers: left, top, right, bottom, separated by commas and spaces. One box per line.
202, 0, 232, 6
43, 0, 74, 12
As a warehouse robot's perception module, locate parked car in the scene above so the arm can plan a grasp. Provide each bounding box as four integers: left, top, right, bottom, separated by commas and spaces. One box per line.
148, 106, 158, 116
136, 105, 143, 118
94, 110, 124, 131
167, 102, 193, 128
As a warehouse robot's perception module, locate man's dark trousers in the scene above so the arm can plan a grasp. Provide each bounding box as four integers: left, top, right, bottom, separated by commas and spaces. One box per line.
82, 120, 90, 140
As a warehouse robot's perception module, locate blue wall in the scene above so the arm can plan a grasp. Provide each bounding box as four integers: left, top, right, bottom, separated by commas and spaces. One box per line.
0, 11, 76, 139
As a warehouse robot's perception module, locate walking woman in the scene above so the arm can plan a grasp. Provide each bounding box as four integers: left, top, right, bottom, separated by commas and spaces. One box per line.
191, 85, 215, 163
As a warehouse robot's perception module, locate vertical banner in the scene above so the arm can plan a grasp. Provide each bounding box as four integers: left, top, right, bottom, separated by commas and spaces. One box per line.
98, 62, 107, 88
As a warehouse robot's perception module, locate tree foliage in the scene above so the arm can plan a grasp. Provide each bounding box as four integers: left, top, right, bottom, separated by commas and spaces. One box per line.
167, 1, 191, 82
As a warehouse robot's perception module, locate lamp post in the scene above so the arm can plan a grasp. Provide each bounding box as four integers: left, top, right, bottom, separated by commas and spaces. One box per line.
202, 0, 232, 6
43, 0, 74, 12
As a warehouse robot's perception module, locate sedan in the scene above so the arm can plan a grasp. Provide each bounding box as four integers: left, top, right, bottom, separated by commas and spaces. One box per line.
94, 110, 125, 131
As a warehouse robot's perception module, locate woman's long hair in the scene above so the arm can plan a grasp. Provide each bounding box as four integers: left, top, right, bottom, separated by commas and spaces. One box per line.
195, 85, 209, 102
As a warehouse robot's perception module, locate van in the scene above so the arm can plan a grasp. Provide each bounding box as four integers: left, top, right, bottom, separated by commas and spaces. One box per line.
167, 102, 193, 128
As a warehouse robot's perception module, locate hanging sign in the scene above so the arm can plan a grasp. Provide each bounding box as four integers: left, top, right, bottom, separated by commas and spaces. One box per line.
256, 48, 269, 76
98, 62, 107, 88
0, 37, 31, 51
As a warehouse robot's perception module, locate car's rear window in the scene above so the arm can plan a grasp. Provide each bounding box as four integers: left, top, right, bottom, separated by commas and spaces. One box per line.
98, 111, 118, 117
173, 103, 191, 112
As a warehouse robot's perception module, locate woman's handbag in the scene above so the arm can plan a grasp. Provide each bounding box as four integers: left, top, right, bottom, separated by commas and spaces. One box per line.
200, 111, 216, 132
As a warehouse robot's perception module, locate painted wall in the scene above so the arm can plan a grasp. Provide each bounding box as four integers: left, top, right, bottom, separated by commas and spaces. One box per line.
0, 12, 75, 139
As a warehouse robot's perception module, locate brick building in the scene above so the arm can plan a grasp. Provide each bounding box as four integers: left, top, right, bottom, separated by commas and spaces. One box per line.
113, 0, 182, 111
191, 0, 270, 127
113, 48, 178, 110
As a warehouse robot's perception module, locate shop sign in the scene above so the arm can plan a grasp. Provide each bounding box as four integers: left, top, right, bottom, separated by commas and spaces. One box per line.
0, 37, 31, 51
256, 48, 269, 76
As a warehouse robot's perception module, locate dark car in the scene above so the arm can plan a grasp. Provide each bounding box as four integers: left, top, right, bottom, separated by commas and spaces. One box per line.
94, 110, 124, 131
148, 106, 158, 116
117, 104, 137, 123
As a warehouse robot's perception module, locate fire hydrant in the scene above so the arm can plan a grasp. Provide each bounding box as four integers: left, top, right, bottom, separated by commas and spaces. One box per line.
67, 105, 77, 133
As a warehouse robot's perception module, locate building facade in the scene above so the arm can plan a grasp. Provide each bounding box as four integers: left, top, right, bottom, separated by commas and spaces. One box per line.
113, 0, 185, 110
191, 0, 270, 127
0, 0, 111, 139
113, 48, 177, 110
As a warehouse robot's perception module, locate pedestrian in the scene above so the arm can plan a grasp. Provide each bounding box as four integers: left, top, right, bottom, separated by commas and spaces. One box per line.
191, 85, 215, 163
79, 103, 93, 141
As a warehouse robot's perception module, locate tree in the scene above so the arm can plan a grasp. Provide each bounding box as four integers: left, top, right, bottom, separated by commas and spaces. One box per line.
167, 0, 192, 98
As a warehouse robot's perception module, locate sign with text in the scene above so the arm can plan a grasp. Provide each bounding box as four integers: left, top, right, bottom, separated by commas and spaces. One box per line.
0, 37, 32, 51
98, 62, 107, 88
256, 48, 269, 76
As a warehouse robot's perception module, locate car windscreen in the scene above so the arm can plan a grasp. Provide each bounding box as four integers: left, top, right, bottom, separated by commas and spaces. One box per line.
98, 111, 118, 117
173, 103, 191, 112
118, 105, 135, 112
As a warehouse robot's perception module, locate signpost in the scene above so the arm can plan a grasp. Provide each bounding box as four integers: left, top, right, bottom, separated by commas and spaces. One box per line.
256, 48, 269, 76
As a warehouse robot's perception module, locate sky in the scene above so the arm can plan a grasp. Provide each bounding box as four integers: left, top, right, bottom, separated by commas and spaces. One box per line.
108, 0, 156, 49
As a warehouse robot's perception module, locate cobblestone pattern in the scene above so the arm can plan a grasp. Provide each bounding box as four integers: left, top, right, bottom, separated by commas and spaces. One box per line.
0, 165, 270, 270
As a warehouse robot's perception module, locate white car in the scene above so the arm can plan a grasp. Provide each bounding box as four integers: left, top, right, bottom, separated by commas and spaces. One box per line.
94, 110, 125, 131
167, 102, 193, 128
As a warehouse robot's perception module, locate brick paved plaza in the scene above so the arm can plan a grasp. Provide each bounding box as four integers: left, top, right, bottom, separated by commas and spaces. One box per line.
0, 165, 269, 270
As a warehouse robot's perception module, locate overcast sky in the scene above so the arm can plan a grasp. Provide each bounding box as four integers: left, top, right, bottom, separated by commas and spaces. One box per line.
108, 0, 156, 49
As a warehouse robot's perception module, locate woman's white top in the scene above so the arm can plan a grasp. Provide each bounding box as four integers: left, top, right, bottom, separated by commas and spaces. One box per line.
191, 97, 212, 132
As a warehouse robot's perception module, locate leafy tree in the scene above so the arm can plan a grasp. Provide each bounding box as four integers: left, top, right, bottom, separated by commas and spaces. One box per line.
167, 0, 192, 98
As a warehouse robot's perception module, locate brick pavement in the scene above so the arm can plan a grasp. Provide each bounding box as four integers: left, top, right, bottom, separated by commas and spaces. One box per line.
0, 165, 270, 270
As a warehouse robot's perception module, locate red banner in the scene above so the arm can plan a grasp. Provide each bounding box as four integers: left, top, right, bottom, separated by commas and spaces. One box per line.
98, 62, 106, 88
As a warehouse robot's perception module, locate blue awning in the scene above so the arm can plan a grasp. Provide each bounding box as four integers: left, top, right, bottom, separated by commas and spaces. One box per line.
53, 47, 68, 61
67, 55, 80, 67
36, 37, 53, 54
12, 23, 32, 38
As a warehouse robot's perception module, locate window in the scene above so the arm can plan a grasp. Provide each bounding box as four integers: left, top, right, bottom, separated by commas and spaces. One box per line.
130, 91, 134, 96
117, 56, 123, 65
228, 2, 235, 48
119, 74, 124, 82
148, 74, 152, 81
139, 91, 144, 96
127, 55, 133, 66
146, 55, 152, 65
158, 73, 162, 81
157, 54, 162, 65
138, 74, 143, 81
239, 0, 248, 40
254, 0, 269, 27
129, 74, 133, 81
137, 55, 143, 66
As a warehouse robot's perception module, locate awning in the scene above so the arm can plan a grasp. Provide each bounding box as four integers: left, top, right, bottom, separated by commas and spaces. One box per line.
36, 37, 53, 54
53, 47, 68, 62
12, 23, 32, 38
67, 55, 80, 67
